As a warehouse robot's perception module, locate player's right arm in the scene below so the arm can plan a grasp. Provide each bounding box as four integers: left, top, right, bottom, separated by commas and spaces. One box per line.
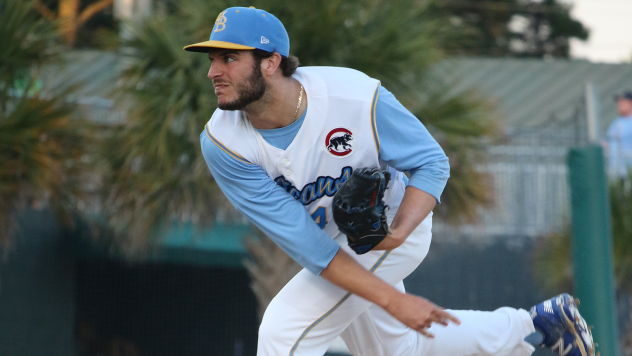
200, 130, 459, 337
321, 249, 460, 338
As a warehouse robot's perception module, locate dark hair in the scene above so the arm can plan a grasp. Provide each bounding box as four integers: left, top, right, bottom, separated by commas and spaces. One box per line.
252, 49, 300, 77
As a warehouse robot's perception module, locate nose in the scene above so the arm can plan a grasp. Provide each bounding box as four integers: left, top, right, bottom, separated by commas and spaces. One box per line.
208, 61, 222, 80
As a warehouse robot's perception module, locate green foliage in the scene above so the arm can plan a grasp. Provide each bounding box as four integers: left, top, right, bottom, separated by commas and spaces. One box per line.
97, 1, 227, 252
0, 0, 59, 109
429, 0, 589, 58
533, 224, 574, 295
102, 0, 497, 251
610, 179, 632, 292
0, 0, 89, 250
411, 80, 496, 223
74, 0, 118, 49
534, 177, 632, 294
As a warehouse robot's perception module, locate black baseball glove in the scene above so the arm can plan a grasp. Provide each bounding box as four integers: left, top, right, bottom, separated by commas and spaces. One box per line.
332, 167, 391, 254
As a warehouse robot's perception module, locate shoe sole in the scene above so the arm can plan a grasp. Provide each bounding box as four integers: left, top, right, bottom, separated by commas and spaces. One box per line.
555, 296, 594, 356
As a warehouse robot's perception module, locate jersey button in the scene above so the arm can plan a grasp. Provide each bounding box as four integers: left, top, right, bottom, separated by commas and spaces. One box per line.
285, 170, 292, 176
282, 158, 290, 166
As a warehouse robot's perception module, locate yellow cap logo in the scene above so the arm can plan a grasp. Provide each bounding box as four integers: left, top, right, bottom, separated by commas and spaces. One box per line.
214, 11, 227, 32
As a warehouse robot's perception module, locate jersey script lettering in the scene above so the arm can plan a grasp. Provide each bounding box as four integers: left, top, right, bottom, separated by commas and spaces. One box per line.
274, 166, 352, 205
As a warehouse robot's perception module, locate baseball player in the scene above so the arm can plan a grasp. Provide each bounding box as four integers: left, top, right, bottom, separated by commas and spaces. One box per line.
185, 6, 595, 356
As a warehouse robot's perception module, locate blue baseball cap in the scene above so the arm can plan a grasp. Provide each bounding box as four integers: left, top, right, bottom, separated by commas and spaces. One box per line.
183, 6, 290, 57
615, 91, 632, 101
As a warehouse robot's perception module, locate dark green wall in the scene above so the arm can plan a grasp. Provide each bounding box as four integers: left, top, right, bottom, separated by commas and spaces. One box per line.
0, 210, 558, 356
0, 209, 76, 356
404, 237, 548, 311
75, 260, 259, 356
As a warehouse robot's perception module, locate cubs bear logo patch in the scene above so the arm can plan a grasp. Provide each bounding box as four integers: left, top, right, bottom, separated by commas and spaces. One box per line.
325, 128, 354, 157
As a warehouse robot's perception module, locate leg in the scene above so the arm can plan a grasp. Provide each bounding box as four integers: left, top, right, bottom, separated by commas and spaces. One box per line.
258, 211, 536, 356
257, 213, 433, 356
256, 253, 391, 356
338, 212, 534, 355
341, 286, 535, 356
420, 308, 535, 356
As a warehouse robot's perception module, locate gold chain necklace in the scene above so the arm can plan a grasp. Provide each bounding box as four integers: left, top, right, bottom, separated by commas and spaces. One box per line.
291, 84, 304, 124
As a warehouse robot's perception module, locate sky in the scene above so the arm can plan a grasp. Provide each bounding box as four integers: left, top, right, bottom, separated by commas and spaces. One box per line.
562, 0, 632, 63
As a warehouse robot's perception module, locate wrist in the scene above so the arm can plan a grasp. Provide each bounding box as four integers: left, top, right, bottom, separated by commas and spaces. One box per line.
386, 226, 406, 248
372, 227, 405, 251
376, 286, 403, 311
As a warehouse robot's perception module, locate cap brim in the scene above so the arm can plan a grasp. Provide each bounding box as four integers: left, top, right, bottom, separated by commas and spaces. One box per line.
183, 40, 255, 53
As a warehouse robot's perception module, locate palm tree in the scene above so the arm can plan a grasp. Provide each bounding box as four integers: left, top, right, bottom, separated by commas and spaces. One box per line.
95, 1, 229, 253
104, 0, 497, 314
34, 0, 114, 47
0, 0, 90, 252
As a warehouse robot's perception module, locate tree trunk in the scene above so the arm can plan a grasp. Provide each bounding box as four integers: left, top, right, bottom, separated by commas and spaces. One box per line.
55, 0, 114, 48
243, 233, 302, 321
59, 0, 79, 47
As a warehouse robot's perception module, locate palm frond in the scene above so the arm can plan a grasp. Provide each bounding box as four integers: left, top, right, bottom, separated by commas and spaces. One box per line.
0, 0, 60, 110
0, 0, 92, 252
97, 5, 233, 253
0, 94, 89, 250
412, 83, 498, 224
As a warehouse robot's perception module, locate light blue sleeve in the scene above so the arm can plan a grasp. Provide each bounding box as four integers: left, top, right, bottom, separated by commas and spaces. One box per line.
200, 132, 340, 275
606, 119, 620, 169
375, 86, 450, 203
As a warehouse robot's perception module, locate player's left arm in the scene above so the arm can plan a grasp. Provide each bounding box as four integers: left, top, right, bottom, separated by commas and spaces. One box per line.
374, 186, 436, 250
370, 86, 449, 250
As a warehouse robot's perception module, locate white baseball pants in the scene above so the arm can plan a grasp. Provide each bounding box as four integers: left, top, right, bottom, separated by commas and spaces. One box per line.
257, 212, 536, 356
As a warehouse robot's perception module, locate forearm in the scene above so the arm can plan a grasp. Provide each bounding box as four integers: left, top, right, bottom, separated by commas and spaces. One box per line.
320, 248, 399, 308
320, 247, 460, 337
374, 186, 436, 250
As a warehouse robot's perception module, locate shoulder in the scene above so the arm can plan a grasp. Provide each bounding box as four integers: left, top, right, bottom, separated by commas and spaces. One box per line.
296, 66, 373, 79
608, 117, 624, 132
205, 108, 242, 142
202, 110, 255, 166
294, 66, 380, 99
621, 118, 632, 133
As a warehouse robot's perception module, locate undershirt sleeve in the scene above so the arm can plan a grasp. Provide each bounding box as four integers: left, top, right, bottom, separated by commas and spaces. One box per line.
199, 131, 340, 275
374, 86, 450, 203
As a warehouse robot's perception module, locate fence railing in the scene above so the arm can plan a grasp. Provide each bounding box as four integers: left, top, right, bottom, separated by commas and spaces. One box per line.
434, 144, 571, 240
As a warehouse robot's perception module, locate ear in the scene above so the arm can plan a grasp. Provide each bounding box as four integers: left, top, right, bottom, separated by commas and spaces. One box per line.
260, 52, 283, 77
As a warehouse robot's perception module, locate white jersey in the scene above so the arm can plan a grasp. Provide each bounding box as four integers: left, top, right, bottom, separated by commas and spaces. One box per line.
205, 66, 406, 238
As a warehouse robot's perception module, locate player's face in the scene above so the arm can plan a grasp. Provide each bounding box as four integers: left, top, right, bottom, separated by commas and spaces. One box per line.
208, 50, 266, 110
617, 98, 632, 117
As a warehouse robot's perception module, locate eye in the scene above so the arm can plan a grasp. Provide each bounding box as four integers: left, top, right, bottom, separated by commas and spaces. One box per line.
224, 56, 235, 63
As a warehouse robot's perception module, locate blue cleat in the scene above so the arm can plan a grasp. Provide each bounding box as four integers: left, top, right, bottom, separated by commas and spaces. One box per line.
530, 294, 595, 356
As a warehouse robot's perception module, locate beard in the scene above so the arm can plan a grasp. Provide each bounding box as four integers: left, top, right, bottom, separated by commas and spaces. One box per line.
217, 60, 266, 111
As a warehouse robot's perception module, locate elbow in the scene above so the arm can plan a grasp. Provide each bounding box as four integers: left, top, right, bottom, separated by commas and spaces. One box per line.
440, 155, 450, 179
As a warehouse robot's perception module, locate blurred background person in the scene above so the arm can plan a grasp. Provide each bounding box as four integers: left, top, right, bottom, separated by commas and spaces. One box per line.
604, 91, 632, 178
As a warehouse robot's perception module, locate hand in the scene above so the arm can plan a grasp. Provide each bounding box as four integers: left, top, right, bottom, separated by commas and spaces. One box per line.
383, 293, 460, 338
